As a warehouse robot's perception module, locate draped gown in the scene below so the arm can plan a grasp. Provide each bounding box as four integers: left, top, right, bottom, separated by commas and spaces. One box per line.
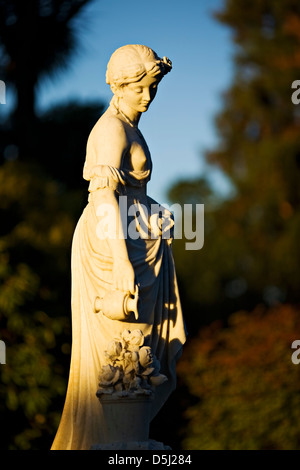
51, 111, 186, 450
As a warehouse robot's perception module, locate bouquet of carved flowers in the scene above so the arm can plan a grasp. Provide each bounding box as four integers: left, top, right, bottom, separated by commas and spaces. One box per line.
96, 329, 167, 398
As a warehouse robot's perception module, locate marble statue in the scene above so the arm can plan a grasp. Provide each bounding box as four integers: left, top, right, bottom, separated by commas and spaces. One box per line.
51, 44, 186, 450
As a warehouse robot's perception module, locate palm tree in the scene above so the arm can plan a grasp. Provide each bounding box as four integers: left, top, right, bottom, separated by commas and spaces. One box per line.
0, 0, 94, 159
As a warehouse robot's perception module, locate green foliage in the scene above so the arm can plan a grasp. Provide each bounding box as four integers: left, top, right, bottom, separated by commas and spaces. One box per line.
0, 160, 79, 449
38, 100, 105, 190
0, 0, 96, 159
169, 0, 300, 451
0, 0, 105, 451
169, 0, 300, 327
0, 90, 104, 449
178, 304, 300, 450
0, 1, 93, 84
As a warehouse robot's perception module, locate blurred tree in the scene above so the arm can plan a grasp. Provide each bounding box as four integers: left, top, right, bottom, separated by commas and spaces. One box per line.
169, 0, 300, 330
169, 0, 300, 451
0, 99, 103, 449
0, 159, 77, 449
38, 100, 105, 190
0, 0, 94, 158
178, 304, 300, 450
0, 1, 105, 449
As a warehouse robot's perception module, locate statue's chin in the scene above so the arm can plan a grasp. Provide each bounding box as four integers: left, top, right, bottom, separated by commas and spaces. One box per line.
140, 104, 150, 112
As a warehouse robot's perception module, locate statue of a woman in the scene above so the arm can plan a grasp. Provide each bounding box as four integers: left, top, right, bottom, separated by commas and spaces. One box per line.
51, 44, 186, 450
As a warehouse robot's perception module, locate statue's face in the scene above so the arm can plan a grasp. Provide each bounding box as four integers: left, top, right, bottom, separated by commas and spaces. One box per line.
118, 74, 160, 113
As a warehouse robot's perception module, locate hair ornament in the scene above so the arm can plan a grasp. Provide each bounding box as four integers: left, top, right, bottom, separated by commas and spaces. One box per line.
162, 56, 172, 72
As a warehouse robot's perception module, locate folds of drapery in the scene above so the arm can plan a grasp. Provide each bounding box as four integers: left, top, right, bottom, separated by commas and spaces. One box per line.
51, 164, 186, 450
83, 163, 151, 194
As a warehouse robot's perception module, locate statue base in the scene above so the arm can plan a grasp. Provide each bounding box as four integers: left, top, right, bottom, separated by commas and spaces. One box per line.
97, 393, 153, 443
91, 439, 171, 450
91, 394, 171, 450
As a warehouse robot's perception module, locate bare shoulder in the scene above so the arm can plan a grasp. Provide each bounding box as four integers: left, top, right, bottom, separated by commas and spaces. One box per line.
90, 109, 127, 142
87, 108, 129, 166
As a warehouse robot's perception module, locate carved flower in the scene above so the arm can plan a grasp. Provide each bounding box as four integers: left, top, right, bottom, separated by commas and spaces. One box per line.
121, 329, 132, 343
130, 376, 142, 390
98, 364, 120, 387
123, 351, 139, 375
163, 56, 172, 69
150, 374, 168, 387
139, 346, 154, 369
105, 340, 123, 362
122, 329, 144, 351
96, 328, 168, 398
129, 329, 144, 349
151, 356, 162, 376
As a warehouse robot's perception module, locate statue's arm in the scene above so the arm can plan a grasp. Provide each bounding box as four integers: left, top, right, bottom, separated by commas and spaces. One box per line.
90, 117, 135, 294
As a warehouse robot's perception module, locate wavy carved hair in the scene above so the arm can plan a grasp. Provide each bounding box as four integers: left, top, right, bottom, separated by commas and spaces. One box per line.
106, 44, 172, 94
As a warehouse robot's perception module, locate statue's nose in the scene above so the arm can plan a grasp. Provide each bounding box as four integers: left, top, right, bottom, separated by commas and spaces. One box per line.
143, 87, 151, 101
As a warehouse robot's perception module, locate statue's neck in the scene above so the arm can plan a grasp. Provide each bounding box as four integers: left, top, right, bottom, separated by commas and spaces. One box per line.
116, 100, 141, 127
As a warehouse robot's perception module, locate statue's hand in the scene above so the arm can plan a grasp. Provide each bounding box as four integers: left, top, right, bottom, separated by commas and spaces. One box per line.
112, 258, 135, 295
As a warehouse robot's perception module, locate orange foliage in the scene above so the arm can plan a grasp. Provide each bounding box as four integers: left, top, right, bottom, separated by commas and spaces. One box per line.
178, 304, 300, 449
283, 14, 300, 41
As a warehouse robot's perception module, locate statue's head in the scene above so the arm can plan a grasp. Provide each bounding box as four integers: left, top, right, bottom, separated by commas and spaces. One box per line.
106, 44, 172, 113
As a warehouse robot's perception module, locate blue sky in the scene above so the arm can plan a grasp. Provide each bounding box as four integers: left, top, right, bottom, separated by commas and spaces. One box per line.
36, 0, 234, 203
